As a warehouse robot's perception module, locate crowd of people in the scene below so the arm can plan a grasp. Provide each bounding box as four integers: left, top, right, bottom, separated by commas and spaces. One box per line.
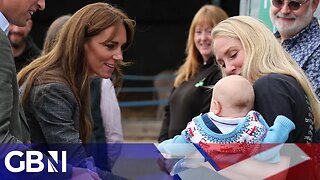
0, 0, 319, 179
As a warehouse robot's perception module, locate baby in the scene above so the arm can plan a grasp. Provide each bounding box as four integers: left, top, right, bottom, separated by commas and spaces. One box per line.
158, 75, 295, 173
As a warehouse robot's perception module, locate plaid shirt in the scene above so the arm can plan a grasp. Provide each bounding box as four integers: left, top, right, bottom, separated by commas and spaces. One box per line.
275, 18, 320, 98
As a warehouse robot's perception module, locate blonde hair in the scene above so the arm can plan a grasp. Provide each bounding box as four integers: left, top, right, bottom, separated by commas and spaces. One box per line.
18, 2, 135, 143
212, 16, 320, 128
174, 5, 228, 87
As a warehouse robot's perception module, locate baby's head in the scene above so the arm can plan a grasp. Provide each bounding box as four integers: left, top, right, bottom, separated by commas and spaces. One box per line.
210, 75, 254, 118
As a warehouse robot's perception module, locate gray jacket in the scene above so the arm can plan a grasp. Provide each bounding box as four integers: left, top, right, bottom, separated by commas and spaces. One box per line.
21, 82, 81, 144
20, 82, 92, 166
20, 82, 126, 179
0, 27, 72, 179
0, 29, 30, 144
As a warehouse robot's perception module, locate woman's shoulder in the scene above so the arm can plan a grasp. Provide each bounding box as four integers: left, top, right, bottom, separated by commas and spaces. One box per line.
253, 73, 306, 100
254, 74, 298, 88
30, 82, 75, 100
33, 82, 71, 91
256, 73, 296, 82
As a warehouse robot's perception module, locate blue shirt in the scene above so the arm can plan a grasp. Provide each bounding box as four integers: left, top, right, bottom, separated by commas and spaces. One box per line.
275, 18, 320, 98
0, 11, 9, 35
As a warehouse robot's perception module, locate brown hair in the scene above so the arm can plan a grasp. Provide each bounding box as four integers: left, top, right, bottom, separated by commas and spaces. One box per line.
18, 2, 135, 143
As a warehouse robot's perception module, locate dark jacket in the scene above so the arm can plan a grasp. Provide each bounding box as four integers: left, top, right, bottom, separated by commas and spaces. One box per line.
158, 57, 222, 142
14, 36, 41, 72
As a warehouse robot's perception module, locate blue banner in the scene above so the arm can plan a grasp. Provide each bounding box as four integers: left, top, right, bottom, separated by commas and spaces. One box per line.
0, 143, 319, 180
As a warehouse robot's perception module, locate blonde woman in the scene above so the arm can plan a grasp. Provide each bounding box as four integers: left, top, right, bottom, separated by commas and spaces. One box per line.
212, 16, 320, 179
158, 5, 228, 142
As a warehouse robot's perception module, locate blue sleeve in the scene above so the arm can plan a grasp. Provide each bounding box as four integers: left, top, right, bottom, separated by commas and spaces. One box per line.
263, 115, 295, 143
157, 125, 197, 156
254, 115, 295, 163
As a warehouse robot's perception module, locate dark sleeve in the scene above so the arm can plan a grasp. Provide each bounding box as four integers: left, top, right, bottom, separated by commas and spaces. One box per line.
90, 77, 106, 143
200, 66, 221, 113
158, 89, 174, 143
26, 37, 41, 63
199, 87, 212, 114
253, 76, 295, 142
158, 104, 170, 143
253, 76, 295, 124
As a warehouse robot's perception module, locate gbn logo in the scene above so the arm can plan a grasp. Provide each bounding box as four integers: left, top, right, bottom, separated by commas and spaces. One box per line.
4, 151, 67, 172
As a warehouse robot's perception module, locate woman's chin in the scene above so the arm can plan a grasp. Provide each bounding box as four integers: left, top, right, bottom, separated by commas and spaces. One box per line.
100, 73, 112, 79
90, 72, 112, 79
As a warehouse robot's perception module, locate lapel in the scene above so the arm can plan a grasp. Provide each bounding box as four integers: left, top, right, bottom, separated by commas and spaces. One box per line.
19, 101, 30, 132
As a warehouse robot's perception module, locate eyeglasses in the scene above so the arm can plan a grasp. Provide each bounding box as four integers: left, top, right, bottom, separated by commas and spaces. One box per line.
272, 0, 309, 10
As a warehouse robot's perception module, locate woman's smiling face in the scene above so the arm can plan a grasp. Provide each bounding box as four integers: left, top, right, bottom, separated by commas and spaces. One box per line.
213, 36, 245, 76
84, 24, 127, 79
194, 23, 213, 61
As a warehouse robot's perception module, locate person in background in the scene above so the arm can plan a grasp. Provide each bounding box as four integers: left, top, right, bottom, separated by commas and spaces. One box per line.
90, 76, 123, 170
100, 77, 124, 166
42, 14, 71, 54
158, 75, 295, 176
158, 4, 228, 143
100, 78, 123, 145
18, 2, 134, 179
212, 15, 320, 179
269, 0, 320, 142
8, 19, 41, 72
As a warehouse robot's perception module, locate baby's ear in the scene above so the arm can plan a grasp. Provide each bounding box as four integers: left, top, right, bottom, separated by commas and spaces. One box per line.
212, 100, 221, 115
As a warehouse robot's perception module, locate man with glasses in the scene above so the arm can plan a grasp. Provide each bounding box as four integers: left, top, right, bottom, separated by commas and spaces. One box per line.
270, 0, 320, 143
270, 0, 320, 98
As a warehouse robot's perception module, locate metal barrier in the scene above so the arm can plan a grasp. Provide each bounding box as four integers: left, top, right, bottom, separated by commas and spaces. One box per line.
119, 72, 175, 107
